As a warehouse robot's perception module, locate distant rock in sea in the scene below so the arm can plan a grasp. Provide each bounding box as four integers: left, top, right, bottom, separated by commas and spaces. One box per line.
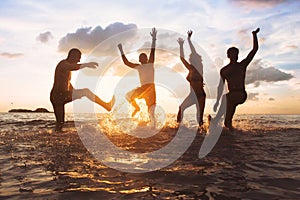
9, 108, 51, 113
33, 108, 50, 113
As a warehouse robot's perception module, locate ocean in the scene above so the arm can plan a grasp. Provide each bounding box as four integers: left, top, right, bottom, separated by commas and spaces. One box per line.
0, 112, 299, 199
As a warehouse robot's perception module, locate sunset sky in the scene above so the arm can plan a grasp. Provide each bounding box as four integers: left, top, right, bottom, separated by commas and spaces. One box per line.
0, 0, 299, 114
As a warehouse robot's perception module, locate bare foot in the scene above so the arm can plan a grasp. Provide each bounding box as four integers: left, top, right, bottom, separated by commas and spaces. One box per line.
107, 96, 115, 111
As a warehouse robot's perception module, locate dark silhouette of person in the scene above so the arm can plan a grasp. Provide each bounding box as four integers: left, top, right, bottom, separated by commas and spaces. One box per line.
117, 28, 157, 120
50, 48, 115, 131
176, 30, 206, 126
213, 28, 260, 131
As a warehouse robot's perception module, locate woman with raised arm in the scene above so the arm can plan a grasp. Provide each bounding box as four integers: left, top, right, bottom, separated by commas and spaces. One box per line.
177, 30, 206, 127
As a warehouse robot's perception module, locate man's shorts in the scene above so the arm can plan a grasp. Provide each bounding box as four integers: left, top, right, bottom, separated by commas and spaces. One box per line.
50, 89, 84, 105
126, 83, 156, 107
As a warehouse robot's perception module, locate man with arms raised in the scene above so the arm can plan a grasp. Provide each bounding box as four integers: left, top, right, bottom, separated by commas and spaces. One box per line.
117, 28, 157, 121
213, 28, 260, 131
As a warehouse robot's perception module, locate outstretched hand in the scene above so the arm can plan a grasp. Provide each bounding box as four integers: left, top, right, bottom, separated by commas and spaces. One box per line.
252, 28, 260, 34
177, 37, 184, 45
150, 27, 157, 40
187, 30, 193, 38
83, 62, 98, 69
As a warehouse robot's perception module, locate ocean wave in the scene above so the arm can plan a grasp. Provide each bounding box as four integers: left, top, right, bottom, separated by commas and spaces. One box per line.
0, 113, 299, 133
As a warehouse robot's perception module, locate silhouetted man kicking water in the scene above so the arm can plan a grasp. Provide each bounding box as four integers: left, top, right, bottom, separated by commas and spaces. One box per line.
50, 48, 115, 131
213, 28, 260, 131
118, 28, 157, 121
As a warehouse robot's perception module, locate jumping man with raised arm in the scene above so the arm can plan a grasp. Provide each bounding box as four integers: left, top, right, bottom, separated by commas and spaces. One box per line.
176, 30, 206, 127
213, 28, 260, 131
50, 48, 115, 131
118, 28, 157, 119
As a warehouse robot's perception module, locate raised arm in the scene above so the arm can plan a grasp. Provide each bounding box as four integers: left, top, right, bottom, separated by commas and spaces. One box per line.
117, 43, 139, 68
177, 37, 192, 71
148, 27, 157, 63
64, 61, 98, 71
187, 30, 197, 54
241, 28, 260, 67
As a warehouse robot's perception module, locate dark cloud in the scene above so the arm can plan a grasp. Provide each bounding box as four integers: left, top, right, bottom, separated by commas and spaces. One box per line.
58, 22, 137, 54
246, 59, 294, 86
0, 52, 23, 59
269, 97, 275, 101
36, 31, 53, 43
247, 92, 259, 101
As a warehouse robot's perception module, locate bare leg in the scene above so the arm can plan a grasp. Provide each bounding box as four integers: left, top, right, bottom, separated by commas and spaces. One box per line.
177, 106, 182, 123
74, 89, 115, 111
197, 96, 206, 126
177, 93, 194, 123
126, 89, 140, 117
224, 91, 246, 130
52, 104, 65, 131
131, 99, 140, 117
104, 95, 115, 111
225, 102, 236, 129
145, 87, 156, 126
